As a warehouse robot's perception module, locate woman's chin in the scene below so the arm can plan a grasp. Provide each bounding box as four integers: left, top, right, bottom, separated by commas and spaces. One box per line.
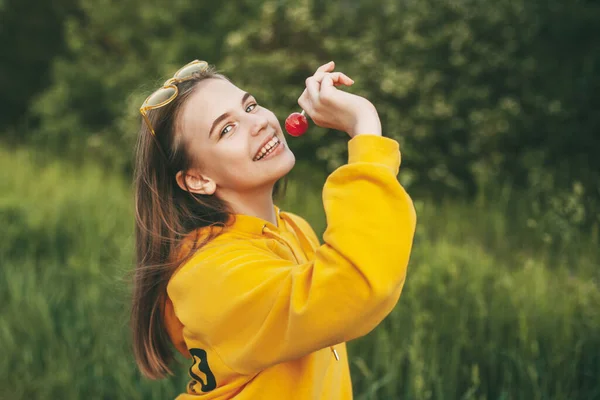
268, 150, 296, 183
279, 149, 296, 174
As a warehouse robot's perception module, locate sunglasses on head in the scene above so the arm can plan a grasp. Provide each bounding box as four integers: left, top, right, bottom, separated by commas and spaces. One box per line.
139, 60, 209, 136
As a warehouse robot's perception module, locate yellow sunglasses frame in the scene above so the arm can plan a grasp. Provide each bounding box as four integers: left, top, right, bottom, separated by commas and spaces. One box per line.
139, 60, 209, 136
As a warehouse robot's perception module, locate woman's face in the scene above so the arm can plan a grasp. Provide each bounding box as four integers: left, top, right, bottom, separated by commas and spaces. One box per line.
177, 78, 295, 196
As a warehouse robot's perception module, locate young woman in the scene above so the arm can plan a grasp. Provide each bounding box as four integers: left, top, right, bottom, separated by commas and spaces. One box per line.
131, 59, 417, 399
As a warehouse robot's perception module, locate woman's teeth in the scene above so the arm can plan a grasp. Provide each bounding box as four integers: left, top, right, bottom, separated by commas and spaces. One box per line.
255, 136, 280, 161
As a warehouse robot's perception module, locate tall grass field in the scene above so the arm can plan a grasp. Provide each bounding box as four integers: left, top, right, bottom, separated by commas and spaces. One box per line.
1, 145, 598, 400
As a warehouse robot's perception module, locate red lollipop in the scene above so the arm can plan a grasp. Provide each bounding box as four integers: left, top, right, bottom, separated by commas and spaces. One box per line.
285, 110, 309, 137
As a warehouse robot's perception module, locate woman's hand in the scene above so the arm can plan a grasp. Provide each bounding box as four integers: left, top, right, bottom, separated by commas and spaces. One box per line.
297, 61, 382, 138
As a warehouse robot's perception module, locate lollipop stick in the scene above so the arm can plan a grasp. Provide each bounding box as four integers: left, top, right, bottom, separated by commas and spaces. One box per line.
301, 110, 306, 117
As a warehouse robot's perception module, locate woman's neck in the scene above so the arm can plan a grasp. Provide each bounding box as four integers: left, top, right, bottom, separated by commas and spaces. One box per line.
218, 186, 278, 227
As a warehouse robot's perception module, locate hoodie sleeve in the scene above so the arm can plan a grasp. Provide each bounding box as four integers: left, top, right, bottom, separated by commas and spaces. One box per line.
167, 134, 417, 375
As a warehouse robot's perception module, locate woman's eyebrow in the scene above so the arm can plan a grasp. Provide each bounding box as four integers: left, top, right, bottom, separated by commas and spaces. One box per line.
209, 92, 253, 138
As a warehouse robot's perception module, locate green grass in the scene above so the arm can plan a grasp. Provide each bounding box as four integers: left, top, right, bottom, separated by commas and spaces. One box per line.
1, 145, 598, 400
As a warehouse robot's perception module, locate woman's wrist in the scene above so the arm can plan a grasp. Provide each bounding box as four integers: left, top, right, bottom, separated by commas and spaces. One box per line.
348, 107, 382, 138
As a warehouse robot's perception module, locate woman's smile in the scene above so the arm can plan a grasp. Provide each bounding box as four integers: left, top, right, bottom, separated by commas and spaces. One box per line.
254, 135, 284, 161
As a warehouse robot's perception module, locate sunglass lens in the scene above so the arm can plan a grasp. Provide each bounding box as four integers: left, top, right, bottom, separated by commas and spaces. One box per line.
145, 87, 177, 107
175, 61, 208, 80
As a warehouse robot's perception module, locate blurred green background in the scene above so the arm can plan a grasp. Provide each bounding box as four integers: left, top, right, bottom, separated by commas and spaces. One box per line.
1, 0, 599, 399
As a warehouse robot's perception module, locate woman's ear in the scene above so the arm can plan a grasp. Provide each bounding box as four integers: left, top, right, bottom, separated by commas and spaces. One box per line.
176, 170, 216, 195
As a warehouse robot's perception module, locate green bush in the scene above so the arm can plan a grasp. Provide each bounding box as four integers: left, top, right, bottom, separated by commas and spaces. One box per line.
19, 0, 600, 213
350, 201, 600, 399
1, 145, 598, 399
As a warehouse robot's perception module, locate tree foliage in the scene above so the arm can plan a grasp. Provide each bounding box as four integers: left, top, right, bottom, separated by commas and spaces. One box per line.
4, 0, 599, 226
0, 0, 76, 129
220, 0, 600, 201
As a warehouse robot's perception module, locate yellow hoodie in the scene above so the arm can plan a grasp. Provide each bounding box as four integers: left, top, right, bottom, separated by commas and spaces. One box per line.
164, 134, 417, 399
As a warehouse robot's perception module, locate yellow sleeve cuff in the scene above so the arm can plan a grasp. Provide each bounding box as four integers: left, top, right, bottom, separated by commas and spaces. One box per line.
347, 134, 401, 176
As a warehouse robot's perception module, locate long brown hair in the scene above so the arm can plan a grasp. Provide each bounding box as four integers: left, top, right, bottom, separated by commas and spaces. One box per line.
131, 66, 287, 379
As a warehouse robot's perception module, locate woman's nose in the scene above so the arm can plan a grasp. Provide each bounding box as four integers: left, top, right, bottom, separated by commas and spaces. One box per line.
249, 113, 269, 136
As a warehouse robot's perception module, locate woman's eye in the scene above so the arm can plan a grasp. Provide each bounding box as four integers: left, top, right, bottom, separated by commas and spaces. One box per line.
220, 125, 233, 137
219, 104, 257, 137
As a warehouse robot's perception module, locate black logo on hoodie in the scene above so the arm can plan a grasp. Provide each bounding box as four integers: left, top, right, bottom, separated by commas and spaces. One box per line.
188, 348, 217, 393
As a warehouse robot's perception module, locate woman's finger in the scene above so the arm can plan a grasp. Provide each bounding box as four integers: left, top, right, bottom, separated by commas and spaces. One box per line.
316, 61, 335, 74
305, 71, 350, 105
297, 88, 310, 113
311, 71, 354, 86
333, 72, 354, 86
305, 76, 320, 103
320, 74, 336, 100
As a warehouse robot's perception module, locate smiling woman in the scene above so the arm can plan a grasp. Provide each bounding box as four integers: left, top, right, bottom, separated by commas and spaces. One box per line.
174, 77, 296, 207
131, 60, 417, 400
